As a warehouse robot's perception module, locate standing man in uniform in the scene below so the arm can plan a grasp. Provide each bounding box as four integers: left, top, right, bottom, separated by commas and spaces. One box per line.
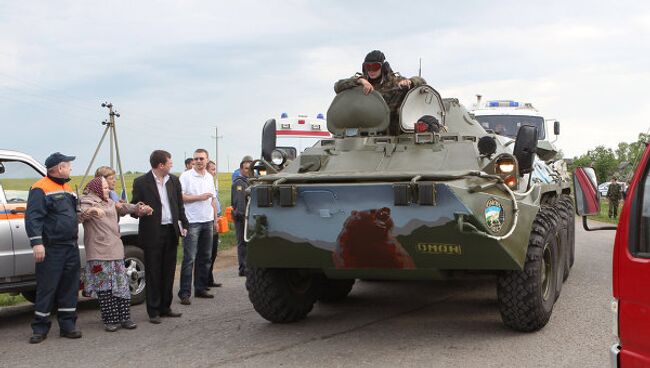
606, 176, 622, 218
334, 50, 426, 135
131, 150, 189, 324
178, 149, 218, 304
25, 152, 83, 343
232, 156, 253, 277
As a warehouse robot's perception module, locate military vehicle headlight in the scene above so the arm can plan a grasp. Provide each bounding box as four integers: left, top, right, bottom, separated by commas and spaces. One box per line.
497, 160, 516, 174
271, 149, 286, 166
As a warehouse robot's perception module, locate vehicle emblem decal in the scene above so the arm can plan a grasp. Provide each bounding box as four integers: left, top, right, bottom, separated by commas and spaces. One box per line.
485, 198, 505, 232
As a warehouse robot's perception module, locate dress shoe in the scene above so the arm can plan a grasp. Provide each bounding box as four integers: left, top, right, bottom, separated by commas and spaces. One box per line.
104, 324, 120, 332
209, 282, 222, 287
60, 330, 82, 339
121, 320, 137, 329
180, 297, 191, 305
161, 310, 182, 318
195, 291, 214, 299
29, 334, 47, 344
149, 316, 161, 324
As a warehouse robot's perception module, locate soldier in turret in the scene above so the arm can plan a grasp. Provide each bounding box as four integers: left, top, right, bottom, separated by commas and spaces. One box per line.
334, 50, 426, 135
606, 176, 622, 218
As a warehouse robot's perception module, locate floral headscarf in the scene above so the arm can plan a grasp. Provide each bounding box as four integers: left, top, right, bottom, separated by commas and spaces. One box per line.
84, 177, 107, 201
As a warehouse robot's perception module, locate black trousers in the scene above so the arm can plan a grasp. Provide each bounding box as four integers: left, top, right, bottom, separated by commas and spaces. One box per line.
235, 219, 247, 274
31, 244, 80, 335
144, 225, 178, 318
208, 232, 219, 284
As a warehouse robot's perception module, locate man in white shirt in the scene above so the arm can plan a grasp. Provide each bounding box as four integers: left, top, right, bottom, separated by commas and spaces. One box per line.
178, 149, 219, 303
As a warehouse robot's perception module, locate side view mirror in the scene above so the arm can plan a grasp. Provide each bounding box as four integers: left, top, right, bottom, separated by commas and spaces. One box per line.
573, 167, 600, 216
513, 124, 538, 174
553, 121, 560, 136
261, 119, 277, 162
573, 166, 617, 231
0, 163, 4, 174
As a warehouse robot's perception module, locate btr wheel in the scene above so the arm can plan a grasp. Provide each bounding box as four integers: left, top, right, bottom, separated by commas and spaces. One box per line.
497, 205, 560, 332
246, 267, 320, 323
124, 245, 146, 305
557, 194, 576, 281
318, 278, 355, 303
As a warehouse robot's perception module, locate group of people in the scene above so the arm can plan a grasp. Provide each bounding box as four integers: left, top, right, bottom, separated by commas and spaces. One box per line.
24, 148, 255, 343
22, 49, 418, 344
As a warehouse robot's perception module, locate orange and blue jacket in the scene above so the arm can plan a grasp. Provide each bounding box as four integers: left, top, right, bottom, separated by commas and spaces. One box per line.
25, 176, 79, 247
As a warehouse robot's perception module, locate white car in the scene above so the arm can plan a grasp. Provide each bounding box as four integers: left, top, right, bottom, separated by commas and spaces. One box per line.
598, 182, 627, 197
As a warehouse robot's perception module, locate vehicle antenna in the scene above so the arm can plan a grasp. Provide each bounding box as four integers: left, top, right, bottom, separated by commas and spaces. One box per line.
418, 58, 422, 77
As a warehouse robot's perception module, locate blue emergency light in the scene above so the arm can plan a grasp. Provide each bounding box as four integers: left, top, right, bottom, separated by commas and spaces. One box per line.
281, 112, 288, 118
316, 113, 324, 119
488, 100, 519, 107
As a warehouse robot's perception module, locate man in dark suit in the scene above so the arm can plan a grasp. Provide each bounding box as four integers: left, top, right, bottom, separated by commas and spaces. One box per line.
131, 150, 189, 324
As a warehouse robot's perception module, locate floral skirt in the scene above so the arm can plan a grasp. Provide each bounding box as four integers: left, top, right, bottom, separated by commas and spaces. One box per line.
83, 260, 131, 300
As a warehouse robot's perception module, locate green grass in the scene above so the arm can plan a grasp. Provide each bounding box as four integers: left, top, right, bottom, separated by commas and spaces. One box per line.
1, 172, 238, 307
0, 294, 26, 307
590, 199, 623, 224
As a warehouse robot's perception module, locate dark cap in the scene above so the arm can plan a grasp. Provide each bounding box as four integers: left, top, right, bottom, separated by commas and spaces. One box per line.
240, 155, 254, 164
45, 152, 76, 169
364, 50, 386, 63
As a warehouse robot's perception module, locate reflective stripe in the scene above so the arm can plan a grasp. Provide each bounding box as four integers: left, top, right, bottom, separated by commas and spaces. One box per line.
58, 308, 76, 312
45, 190, 74, 196
29, 236, 42, 240
34, 311, 50, 317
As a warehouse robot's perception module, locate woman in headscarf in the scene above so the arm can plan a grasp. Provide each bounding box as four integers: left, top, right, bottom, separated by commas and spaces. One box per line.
80, 176, 153, 332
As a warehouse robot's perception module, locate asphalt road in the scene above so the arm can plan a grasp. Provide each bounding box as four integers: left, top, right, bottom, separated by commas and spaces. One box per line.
0, 221, 615, 368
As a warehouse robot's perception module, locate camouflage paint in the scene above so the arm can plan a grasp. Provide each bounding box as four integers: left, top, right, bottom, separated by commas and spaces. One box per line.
247, 182, 537, 279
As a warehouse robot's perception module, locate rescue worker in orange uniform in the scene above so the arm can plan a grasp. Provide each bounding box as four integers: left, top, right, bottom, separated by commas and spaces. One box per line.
25, 153, 86, 343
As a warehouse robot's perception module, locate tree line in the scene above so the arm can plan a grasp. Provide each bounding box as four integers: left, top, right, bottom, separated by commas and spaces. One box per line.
568, 133, 649, 183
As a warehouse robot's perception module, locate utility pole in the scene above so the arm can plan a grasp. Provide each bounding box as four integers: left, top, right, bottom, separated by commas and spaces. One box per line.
211, 126, 223, 174
79, 102, 127, 201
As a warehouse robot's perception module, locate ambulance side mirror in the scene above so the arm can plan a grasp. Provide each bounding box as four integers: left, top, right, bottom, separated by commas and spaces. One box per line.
261, 119, 277, 162
554, 121, 560, 136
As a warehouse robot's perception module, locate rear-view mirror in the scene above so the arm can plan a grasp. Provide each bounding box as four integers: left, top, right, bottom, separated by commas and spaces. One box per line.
573, 167, 600, 216
261, 119, 277, 162
513, 124, 538, 174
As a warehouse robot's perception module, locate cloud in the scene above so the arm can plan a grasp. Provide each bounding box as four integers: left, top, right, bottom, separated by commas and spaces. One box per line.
1, 1, 650, 172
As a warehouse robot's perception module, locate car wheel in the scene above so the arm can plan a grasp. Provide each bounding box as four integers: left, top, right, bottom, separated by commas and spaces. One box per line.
124, 245, 146, 305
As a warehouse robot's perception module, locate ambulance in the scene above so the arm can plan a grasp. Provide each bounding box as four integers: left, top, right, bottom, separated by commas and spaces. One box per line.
266, 113, 331, 168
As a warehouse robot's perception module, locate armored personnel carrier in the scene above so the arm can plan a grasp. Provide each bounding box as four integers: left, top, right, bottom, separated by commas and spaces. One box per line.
245, 85, 573, 332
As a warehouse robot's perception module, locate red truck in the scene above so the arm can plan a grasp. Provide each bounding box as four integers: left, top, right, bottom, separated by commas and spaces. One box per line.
573, 142, 650, 367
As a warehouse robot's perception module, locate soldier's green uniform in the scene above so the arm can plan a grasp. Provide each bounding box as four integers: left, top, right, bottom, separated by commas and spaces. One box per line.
606, 180, 622, 218
334, 50, 426, 135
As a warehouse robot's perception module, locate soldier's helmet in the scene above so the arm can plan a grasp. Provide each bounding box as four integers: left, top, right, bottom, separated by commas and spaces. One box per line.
362, 50, 393, 79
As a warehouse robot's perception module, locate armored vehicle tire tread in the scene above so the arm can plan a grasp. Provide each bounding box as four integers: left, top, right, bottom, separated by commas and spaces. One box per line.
318, 278, 355, 303
556, 194, 576, 281
497, 205, 560, 332
246, 267, 319, 323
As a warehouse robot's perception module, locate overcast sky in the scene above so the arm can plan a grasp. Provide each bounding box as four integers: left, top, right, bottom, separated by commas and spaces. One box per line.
1, 0, 649, 173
